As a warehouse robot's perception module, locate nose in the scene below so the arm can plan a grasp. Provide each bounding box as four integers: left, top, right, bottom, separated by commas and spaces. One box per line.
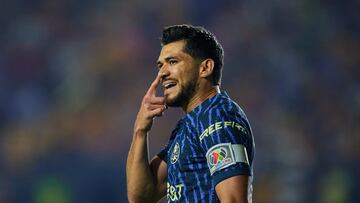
158, 64, 170, 81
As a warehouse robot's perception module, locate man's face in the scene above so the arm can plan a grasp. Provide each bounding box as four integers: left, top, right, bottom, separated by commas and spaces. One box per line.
157, 40, 200, 107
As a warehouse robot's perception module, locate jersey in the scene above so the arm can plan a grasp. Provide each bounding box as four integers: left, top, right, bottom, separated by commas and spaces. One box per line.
158, 91, 255, 202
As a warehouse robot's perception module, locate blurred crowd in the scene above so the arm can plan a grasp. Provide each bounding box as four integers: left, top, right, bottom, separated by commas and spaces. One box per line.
0, 0, 359, 202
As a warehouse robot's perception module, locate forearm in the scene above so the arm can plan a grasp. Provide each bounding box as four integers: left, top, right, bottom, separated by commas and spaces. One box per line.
126, 130, 157, 202
216, 175, 250, 203
127, 73, 166, 202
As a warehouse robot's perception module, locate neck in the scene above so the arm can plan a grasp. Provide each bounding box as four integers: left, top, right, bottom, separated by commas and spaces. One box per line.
183, 85, 220, 113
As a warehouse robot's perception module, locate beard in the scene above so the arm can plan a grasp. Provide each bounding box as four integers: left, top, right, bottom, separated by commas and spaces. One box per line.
165, 78, 197, 107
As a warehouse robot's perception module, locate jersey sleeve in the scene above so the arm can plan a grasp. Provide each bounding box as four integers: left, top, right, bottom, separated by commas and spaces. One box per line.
157, 121, 182, 163
157, 144, 169, 163
198, 108, 254, 186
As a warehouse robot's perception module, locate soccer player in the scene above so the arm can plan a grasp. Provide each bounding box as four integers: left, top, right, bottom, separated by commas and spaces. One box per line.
127, 24, 255, 202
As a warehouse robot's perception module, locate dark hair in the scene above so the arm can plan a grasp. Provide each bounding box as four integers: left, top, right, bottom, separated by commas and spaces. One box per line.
161, 24, 224, 85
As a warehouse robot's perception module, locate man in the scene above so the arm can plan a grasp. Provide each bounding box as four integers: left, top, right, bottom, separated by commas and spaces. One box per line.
127, 24, 255, 202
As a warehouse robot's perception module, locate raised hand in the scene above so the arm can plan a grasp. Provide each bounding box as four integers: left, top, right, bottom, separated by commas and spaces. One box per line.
134, 73, 167, 133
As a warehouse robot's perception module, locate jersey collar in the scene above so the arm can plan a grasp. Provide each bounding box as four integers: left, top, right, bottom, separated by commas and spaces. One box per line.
185, 90, 229, 119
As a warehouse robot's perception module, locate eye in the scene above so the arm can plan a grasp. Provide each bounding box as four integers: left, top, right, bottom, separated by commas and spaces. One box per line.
169, 59, 178, 65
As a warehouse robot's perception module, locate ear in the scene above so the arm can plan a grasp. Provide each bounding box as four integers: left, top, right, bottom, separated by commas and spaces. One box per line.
199, 59, 214, 79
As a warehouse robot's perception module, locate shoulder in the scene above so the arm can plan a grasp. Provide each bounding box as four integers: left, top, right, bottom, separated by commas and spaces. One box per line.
200, 94, 248, 123
197, 94, 253, 140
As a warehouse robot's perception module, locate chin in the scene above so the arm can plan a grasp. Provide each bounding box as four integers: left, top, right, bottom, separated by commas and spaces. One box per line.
165, 94, 182, 107
165, 90, 193, 108
165, 80, 197, 108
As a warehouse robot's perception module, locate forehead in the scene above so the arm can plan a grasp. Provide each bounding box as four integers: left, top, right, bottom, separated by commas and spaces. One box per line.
158, 40, 188, 61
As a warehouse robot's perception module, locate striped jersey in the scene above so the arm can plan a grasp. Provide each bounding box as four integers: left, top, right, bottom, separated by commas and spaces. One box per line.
158, 91, 255, 202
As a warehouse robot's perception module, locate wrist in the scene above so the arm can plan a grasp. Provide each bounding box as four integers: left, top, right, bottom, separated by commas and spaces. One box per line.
133, 128, 148, 137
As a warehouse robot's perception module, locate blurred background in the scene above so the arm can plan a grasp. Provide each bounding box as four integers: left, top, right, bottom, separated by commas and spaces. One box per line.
0, 0, 359, 202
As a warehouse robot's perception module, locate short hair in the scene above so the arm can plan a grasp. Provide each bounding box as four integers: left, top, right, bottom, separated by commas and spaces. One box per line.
161, 24, 224, 85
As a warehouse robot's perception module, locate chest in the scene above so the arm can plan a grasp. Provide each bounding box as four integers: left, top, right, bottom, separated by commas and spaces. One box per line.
167, 123, 208, 174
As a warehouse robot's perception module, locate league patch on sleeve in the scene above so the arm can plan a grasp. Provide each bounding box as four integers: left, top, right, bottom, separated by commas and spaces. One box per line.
206, 143, 236, 175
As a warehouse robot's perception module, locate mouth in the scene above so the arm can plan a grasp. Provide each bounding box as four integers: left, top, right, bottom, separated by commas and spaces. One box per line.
162, 80, 177, 92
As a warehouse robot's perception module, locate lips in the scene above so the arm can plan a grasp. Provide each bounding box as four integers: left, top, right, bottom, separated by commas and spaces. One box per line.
162, 80, 177, 90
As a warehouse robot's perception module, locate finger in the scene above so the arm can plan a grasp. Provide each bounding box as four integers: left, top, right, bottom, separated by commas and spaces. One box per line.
148, 104, 166, 111
143, 96, 164, 106
150, 107, 166, 117
149, 96, 165, 105
146, 73, 162, 96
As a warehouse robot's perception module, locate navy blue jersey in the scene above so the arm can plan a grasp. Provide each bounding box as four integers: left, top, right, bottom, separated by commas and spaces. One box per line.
158, 91, 255, 202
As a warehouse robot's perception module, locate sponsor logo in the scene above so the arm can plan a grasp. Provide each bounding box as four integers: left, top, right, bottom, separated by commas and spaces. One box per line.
170, 142, 180, 164
167, 183, 184, 201
206, 143, 236, 175
199, 121, 248, 143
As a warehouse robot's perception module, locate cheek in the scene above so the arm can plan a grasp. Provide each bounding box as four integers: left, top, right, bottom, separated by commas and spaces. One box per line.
184, 69, 199, 83
173, 63, 198, 85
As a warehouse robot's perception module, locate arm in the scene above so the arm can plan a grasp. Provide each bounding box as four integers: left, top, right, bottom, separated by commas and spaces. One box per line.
126, 74, 167, 202
215, 175, 250, 203
199, 108, 254, 203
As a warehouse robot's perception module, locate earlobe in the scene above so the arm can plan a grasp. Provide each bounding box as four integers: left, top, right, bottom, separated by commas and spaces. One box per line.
199, 59, 214, 78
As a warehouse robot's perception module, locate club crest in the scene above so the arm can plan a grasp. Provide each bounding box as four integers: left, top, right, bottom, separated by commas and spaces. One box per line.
171, 142, 180, 164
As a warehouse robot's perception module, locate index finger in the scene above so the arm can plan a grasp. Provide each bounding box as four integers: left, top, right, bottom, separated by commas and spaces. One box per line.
146, 73, 162, 96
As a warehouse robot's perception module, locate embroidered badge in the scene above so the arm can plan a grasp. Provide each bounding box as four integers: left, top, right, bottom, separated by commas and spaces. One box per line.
206, 143, 236, 175
171, 142, 180, 164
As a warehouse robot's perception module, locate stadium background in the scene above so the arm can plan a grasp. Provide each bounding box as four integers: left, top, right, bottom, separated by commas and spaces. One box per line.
0, 0, 359, 202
